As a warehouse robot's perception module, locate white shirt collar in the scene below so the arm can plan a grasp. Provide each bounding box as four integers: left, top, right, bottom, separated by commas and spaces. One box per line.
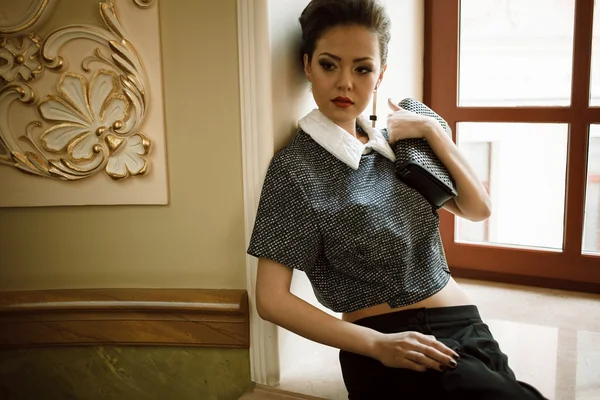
298, 109, 396, 170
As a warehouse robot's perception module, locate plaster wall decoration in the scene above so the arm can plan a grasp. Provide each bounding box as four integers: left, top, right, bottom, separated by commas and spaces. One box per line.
0, 0, 168, 207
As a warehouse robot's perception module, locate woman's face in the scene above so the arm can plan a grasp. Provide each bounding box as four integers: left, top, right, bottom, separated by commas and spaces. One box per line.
304, 24, 386, 133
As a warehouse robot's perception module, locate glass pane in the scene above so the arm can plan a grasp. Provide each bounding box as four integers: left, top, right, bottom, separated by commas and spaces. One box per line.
457, 142, 491, 243
583, 126, 600, 254
591, 0, 600, 106
456, 123, 568, 250
459, 0, 576, 106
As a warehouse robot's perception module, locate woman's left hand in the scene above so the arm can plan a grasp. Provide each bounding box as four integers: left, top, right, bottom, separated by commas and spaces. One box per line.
386, 98, 438, 144
386, 98, 492, 222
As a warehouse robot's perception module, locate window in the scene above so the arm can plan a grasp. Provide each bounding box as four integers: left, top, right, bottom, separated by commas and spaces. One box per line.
425, 0, 600, 289
459, 0, 576, 107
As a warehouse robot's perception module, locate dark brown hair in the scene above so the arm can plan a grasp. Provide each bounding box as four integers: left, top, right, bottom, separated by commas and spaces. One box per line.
299, 0, 392, 66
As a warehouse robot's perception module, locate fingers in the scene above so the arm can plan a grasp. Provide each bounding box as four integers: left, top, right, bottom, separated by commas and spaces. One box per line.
387, 97, 402, 111
415, 343, 457, 371
424, 334, 460, 361
405, 350, 447, 372
379, 331, 461, 372
409, 333, 459, 371
399, 358, 429, 373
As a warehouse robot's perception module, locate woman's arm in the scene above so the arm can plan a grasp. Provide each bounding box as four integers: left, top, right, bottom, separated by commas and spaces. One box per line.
256, 257, 459, 372
387, 99, 491, 222
423, 121, 492, 222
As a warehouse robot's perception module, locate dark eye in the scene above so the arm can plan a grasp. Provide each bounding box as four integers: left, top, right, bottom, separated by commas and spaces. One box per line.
356, 66, 374, 74
319, 61, 336, 71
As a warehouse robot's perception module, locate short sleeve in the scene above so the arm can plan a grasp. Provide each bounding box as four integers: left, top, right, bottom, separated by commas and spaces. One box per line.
247, 160, 321, 272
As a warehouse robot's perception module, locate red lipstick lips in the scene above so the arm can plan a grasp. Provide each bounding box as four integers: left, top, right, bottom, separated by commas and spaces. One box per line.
332, 97, 354, 108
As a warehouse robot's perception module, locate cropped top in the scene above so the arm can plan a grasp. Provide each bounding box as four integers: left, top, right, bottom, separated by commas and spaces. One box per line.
247, 110, 451, 313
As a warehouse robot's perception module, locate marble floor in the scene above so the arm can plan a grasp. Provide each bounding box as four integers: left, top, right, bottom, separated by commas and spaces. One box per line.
275, 278, 600, 400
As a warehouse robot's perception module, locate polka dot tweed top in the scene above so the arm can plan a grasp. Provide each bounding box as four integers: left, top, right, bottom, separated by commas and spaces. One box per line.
247, 109, 451, 313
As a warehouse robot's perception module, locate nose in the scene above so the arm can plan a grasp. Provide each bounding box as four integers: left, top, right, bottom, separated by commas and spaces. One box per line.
336, 68, 353, 91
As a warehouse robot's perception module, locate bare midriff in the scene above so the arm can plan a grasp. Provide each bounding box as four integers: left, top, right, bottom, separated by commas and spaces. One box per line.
341, 277, 474, 323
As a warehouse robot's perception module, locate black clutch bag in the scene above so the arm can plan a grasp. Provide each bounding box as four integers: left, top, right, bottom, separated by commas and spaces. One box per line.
393, 98, 457, 208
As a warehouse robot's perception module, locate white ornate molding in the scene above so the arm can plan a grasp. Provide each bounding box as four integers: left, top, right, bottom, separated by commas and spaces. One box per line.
237, 0, 281, 387
0, 0, 154, 181
0, 35, 43, 82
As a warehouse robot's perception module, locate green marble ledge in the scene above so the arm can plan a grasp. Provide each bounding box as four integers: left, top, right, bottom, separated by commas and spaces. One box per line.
0, 346, 252, 400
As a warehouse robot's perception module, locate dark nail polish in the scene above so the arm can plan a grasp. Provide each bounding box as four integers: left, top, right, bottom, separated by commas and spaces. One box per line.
453, 354, 460, 360
449, 360, 457, 368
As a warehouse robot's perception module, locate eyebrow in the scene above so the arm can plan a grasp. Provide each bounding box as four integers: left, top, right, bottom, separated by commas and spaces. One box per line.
319, 52, 374, 62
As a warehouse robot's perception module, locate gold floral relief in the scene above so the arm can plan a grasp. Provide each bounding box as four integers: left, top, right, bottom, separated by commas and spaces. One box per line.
0, 0, 154, 181
0, 35, 43, 82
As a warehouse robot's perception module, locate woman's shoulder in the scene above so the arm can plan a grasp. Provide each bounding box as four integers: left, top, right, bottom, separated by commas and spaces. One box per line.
269, 130, 323, 174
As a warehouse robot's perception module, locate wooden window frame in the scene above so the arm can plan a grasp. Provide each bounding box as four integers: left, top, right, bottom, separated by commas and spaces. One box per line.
424, 0, 600, 292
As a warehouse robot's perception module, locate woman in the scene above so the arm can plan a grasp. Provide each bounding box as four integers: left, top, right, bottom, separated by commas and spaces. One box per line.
248, 0, 547, 398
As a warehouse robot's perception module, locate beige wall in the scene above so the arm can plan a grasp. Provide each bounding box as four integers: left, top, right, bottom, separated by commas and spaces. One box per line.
0, 0, 247, 291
